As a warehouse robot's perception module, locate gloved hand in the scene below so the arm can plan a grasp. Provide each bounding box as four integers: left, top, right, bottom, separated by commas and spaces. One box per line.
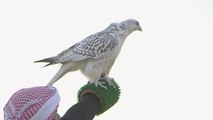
61, 79, 121, 120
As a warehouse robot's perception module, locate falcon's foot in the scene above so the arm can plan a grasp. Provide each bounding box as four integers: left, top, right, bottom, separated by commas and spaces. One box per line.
94, 80, 107, 89
104, 77, 116, 88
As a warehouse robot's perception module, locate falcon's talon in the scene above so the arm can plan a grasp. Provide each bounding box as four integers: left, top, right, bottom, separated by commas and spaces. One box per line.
94, 81, 107, 89
105, 77, 116, 88
103, 76, 116, 88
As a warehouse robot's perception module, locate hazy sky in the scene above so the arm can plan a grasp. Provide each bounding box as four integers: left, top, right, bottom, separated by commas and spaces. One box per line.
1, 0, 213, 120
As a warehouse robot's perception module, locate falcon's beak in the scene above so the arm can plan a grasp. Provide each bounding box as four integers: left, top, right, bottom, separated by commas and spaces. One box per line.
138, 26, 142, 32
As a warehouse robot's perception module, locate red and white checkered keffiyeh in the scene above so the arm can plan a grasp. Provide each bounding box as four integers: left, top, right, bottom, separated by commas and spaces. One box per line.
4, 86, 60, 120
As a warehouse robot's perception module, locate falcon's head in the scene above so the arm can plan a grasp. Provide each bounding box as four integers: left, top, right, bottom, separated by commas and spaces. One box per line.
120, 19, 142, 32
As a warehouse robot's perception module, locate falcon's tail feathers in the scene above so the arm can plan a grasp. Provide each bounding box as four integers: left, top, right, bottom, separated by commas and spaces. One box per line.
34, 57, 58, 67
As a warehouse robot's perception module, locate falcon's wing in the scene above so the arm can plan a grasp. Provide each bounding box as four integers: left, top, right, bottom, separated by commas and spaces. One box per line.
57, 32, 118, 63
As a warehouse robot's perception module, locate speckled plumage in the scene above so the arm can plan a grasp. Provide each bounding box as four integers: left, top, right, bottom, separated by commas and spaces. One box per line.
35, 19, 142, 88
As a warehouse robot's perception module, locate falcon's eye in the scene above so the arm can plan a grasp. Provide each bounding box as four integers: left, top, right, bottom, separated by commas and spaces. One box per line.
136, 21, 139, 26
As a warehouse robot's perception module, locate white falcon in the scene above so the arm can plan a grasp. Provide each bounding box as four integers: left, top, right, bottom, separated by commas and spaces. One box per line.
35, 19, 142, 88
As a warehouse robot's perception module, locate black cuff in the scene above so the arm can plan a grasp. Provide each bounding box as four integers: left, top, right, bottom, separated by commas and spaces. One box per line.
61, 93, 100, 120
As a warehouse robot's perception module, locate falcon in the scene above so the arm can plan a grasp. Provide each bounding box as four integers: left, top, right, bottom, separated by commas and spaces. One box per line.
35, 19, 142, 89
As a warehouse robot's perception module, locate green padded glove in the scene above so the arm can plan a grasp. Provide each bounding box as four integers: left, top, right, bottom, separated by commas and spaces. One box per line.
78, 79, 121, 115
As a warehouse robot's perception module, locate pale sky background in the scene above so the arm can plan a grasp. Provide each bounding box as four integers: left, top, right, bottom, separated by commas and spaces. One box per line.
0, 0, 213, 120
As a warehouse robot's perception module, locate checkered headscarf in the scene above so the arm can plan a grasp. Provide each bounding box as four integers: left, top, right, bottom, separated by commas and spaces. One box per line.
4, 86, 60, 120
